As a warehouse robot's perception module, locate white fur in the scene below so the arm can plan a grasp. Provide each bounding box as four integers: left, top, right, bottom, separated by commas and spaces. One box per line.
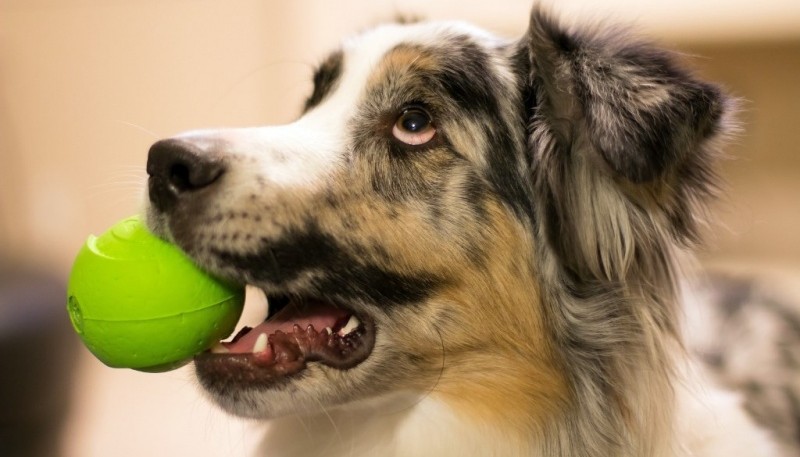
258, 394, 531, 457
250, 375, 780, 457
674, 363, 780, 457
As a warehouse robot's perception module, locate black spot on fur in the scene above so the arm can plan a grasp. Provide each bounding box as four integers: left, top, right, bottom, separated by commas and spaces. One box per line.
463, 172, 489, 222
711, 274, 754, 316
432, 38, 533, 220
211, 225, 443, 307
483, 126, 533, 221
435, 37, 500, 117
304, 50, 344, 112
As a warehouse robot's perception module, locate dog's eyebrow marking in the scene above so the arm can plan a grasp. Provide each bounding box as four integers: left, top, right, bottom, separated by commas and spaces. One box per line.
304, 50, 344, 112
359, 36, 534, 221
365, 43, 439, 90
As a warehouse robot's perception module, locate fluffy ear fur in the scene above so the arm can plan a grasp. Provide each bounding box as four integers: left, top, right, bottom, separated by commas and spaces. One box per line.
514, 9, 736, 454
519, 7, 733, 282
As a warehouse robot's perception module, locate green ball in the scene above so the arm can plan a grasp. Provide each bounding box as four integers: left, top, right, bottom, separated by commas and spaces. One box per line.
67, 215, 245, 372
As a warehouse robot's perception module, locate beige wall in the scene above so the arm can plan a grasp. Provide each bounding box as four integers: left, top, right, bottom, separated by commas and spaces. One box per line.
0, 1, 799, 456
1, 2, 305, 272
688, 41, 800, 266
1, 1, 800, 275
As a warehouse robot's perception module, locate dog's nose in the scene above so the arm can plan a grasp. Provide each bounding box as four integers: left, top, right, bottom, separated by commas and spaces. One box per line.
146, 138, 225, 212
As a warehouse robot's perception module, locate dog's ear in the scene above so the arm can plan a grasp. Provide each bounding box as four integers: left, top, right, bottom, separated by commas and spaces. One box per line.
517, 7, 734, 281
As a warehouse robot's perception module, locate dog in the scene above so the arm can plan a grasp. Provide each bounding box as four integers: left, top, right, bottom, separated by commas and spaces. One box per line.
142, 4, 799, 456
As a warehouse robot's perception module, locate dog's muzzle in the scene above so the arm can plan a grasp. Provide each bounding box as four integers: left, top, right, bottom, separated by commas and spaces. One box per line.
143, 136, 379, 391
146, 138, 225, 212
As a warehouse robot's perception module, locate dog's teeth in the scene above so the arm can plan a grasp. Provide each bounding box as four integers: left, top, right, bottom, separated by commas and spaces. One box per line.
324, 327, 333, 335
210, 343, 229, 354
253, 333, 268, 353
338, 315, 360, 336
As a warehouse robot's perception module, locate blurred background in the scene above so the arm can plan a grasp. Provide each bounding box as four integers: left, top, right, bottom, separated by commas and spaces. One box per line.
0, 0, 798, 455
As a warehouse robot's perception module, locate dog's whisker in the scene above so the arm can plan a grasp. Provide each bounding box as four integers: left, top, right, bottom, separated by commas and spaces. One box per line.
83, 181, 147, 201
85, 179, 146, 191
208, 59, 316, 112
288, 392, 314, 440
310, 396, 344, 454
82, 166, 148, 202
378, 324, 447, 419
112, 119, 160, 139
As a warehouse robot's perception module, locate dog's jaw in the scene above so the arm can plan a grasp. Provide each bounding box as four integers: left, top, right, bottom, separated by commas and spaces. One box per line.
256, 393, 536, 457
193, 301, 377, 401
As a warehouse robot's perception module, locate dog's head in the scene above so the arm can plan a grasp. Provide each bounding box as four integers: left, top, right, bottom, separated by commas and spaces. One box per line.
144, 5, 730, 446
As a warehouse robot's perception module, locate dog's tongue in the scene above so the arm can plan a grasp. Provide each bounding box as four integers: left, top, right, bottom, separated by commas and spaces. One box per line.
222, 300, 349, 354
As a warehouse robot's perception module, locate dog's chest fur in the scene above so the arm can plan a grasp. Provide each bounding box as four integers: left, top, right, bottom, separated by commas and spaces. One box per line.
258, 395, 525, 456
256, 380, 780, 457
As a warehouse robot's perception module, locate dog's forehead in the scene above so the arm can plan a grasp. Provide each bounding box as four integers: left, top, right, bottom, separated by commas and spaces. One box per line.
319, 20, 506, 106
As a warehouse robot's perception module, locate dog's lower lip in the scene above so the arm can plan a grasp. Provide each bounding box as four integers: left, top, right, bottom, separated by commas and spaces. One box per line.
194, 300, 375, 389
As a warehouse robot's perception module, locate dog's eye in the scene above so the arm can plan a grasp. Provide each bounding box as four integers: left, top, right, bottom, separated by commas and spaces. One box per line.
392, 108, 436, 146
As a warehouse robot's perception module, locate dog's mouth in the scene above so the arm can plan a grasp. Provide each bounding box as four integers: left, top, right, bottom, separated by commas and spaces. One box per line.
194, 293, 376, 388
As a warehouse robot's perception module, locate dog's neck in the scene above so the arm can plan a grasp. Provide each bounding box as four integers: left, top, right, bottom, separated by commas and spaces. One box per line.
255, 366, 780, 457
258, 392, 538, 457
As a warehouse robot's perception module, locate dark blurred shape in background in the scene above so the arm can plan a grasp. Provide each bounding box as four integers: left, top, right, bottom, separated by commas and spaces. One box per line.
0, 263, 77, 457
